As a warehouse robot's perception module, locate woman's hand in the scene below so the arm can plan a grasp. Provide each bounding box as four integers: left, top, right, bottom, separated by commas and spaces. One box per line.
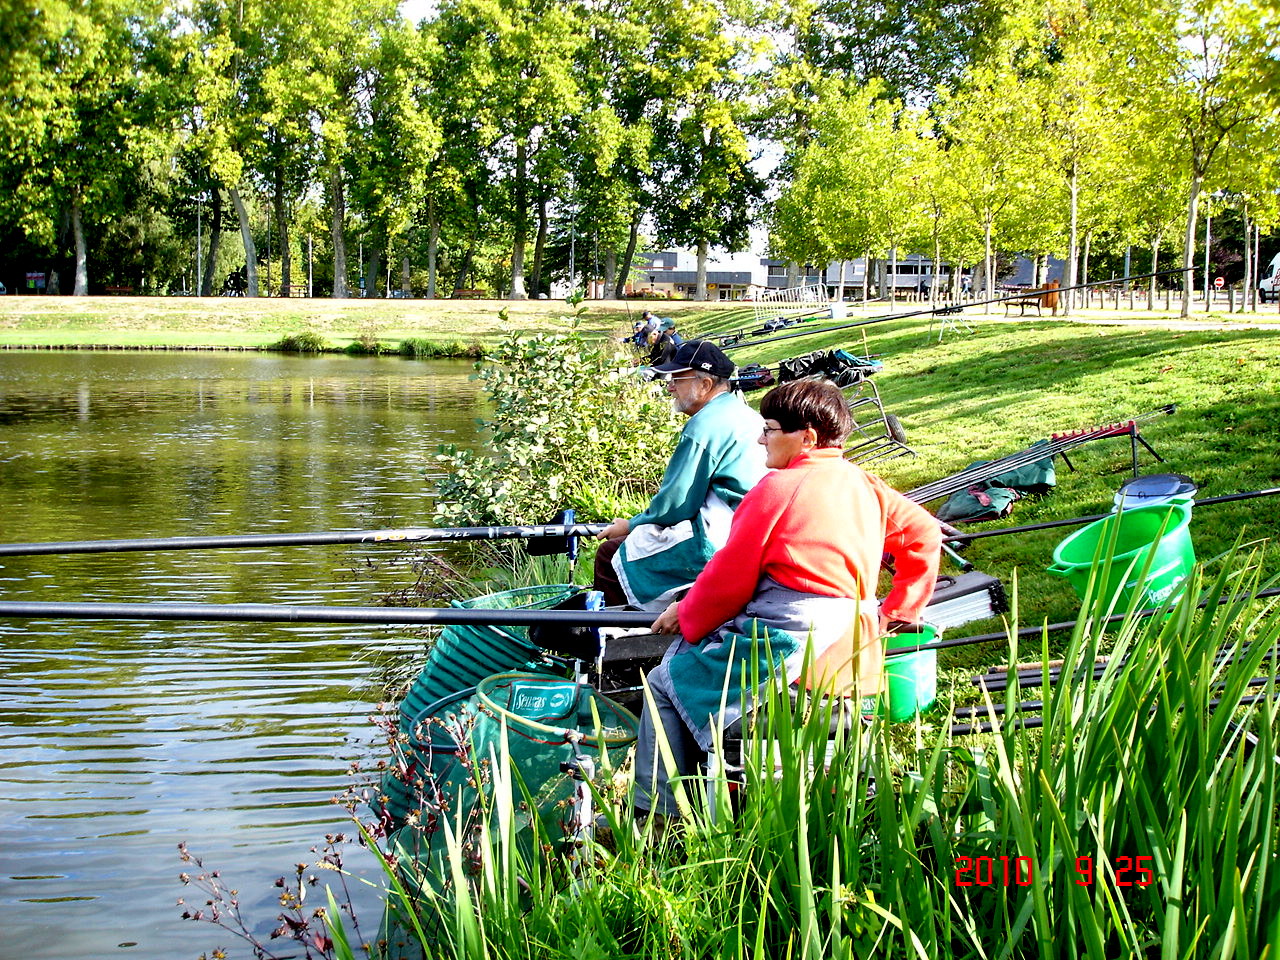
598, 517, 630, 541
651, 600, 681, 635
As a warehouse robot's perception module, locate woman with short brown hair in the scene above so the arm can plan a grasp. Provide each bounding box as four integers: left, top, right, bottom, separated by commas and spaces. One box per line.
636, 378, 941, 815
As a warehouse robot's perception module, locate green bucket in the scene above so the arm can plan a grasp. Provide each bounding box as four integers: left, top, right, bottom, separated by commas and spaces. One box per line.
1047, 501, 1194, 611
397, 584, 582, 733
862, 624, 938, 722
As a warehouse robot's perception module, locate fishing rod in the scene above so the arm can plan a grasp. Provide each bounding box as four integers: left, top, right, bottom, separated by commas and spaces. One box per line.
0, 600, 656, 628
703, 300, 867, 347
2, 584, 1276, 642
944, 487, 1280, 545
948, 691, 1278, 739
876, 585, 1280, 657
904, 405, 1176, 506
720, 268, 1186, 352
0, 521, 608, 558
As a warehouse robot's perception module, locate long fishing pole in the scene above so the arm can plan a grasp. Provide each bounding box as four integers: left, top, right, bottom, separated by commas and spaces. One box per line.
3, 585, 1277, 639
721, 268, 1186, 352
0, 522, 609, 558
944, 487, 1280, 545
0, 600, 655, 627
949, 692, 1278, 739
883, 585, 1280, 655
905, 405, 1176, 506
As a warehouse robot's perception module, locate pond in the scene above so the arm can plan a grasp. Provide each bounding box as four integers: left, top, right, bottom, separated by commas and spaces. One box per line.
0, 351, 483, 959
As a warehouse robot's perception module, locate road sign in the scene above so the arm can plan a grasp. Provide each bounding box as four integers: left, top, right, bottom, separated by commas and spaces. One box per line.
1214, 276, 1224, 289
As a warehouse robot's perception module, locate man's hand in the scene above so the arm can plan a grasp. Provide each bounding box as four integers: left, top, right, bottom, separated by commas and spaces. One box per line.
651, 600, 681, 635
598, 517, 630, 541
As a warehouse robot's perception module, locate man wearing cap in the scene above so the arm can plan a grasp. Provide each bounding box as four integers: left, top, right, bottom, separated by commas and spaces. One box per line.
646, 317, 683, 365
594, 339, 766, 610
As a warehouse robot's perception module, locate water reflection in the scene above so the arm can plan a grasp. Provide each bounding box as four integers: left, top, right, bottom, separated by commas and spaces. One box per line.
0, 352, 482, 959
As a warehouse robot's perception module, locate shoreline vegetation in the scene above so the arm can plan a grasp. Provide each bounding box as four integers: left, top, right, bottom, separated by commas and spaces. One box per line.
1, 295, 1277, 354
13, 297, 1276, 954
0, 296, 746, 353
367, 311, 1279, 958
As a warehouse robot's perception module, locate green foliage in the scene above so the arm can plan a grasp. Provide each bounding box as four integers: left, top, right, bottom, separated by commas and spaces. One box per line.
273, 329, 329, 352
341, 320, 384, 354
354, 552, 1279, 958
432, 327, 681, 525
398, 337, 483, 358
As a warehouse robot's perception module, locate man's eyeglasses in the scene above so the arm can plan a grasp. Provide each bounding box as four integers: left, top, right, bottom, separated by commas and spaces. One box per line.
665, 374, 698, 385
760, 425, 788, 437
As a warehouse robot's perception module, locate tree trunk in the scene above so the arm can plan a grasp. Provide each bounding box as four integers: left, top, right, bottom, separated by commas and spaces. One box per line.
329, 164, 348, 299
861, 252, 870, 302
368, 243, 382, 298
1240, 205, 1250, 314
509, 141, 528, 300
931, 239, 941, 307
201, 188, 223, 296
1253, 220, 1261, 311
454, 241, 474, 293
274, 167, 291, 296
1148, 232, 1161, 310
530, 192, 548, 298
695, 239, 708, 300
72, 197, 88, 295
402, 256, 411, 296
426, 205, 440, 299
604, 248, 616, 298
982, 219, 993, 314
228, 186, 259, 297
1081, 233, 1092, 309
835, 260, 847, 301
887, 248, 898, 314
787, 261, 800, 287
1064, 162, 1078, 317
1180, 174, 1202, 319
615, 212, 640, 299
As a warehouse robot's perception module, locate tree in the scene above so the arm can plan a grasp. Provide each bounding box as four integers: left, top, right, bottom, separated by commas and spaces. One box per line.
935, 64, 1041, 308
433, 0, 585, 300
772, 80, 929, 309
1128, 0, 1273, 317
787, 0, 1007, 105
0, 0, 169, 294
347, 18, 440, 297
649, 0, 762, 300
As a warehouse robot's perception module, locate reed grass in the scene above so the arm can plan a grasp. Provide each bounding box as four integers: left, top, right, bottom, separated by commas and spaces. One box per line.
332, 549, 1279, 959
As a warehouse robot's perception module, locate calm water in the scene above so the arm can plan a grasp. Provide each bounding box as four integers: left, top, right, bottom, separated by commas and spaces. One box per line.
0, 352, 483, 959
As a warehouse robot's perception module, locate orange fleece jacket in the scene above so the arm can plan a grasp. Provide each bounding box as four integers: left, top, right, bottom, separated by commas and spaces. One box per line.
677, 448, 941, 690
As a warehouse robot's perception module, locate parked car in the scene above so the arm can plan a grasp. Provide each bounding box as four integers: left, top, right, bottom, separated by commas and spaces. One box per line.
1259, 252, 1280, 303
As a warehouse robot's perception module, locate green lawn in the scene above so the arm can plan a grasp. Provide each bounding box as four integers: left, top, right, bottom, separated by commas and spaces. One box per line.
0, 294, 742, 349
692, 308, 1280, 710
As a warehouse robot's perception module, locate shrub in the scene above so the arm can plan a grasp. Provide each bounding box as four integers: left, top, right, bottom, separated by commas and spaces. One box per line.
399, 339, 488, 359
431, 318, 681, 525
273, 329, 329, 353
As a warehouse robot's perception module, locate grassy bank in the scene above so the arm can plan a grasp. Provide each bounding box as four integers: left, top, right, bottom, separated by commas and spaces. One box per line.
360, 312, 1280, 960
698, 309, 1280, 706
3, 293, 1273, 351
0, 295, 743, 351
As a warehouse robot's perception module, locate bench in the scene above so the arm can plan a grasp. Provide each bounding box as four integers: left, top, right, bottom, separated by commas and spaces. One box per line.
282, 284, 308, 298
1004, 296, 1042, 317
104, 285, 134, 295
451, 288, 487, 299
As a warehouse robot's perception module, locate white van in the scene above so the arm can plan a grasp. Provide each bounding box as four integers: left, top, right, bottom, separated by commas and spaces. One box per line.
1259, 252, 1280, 302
